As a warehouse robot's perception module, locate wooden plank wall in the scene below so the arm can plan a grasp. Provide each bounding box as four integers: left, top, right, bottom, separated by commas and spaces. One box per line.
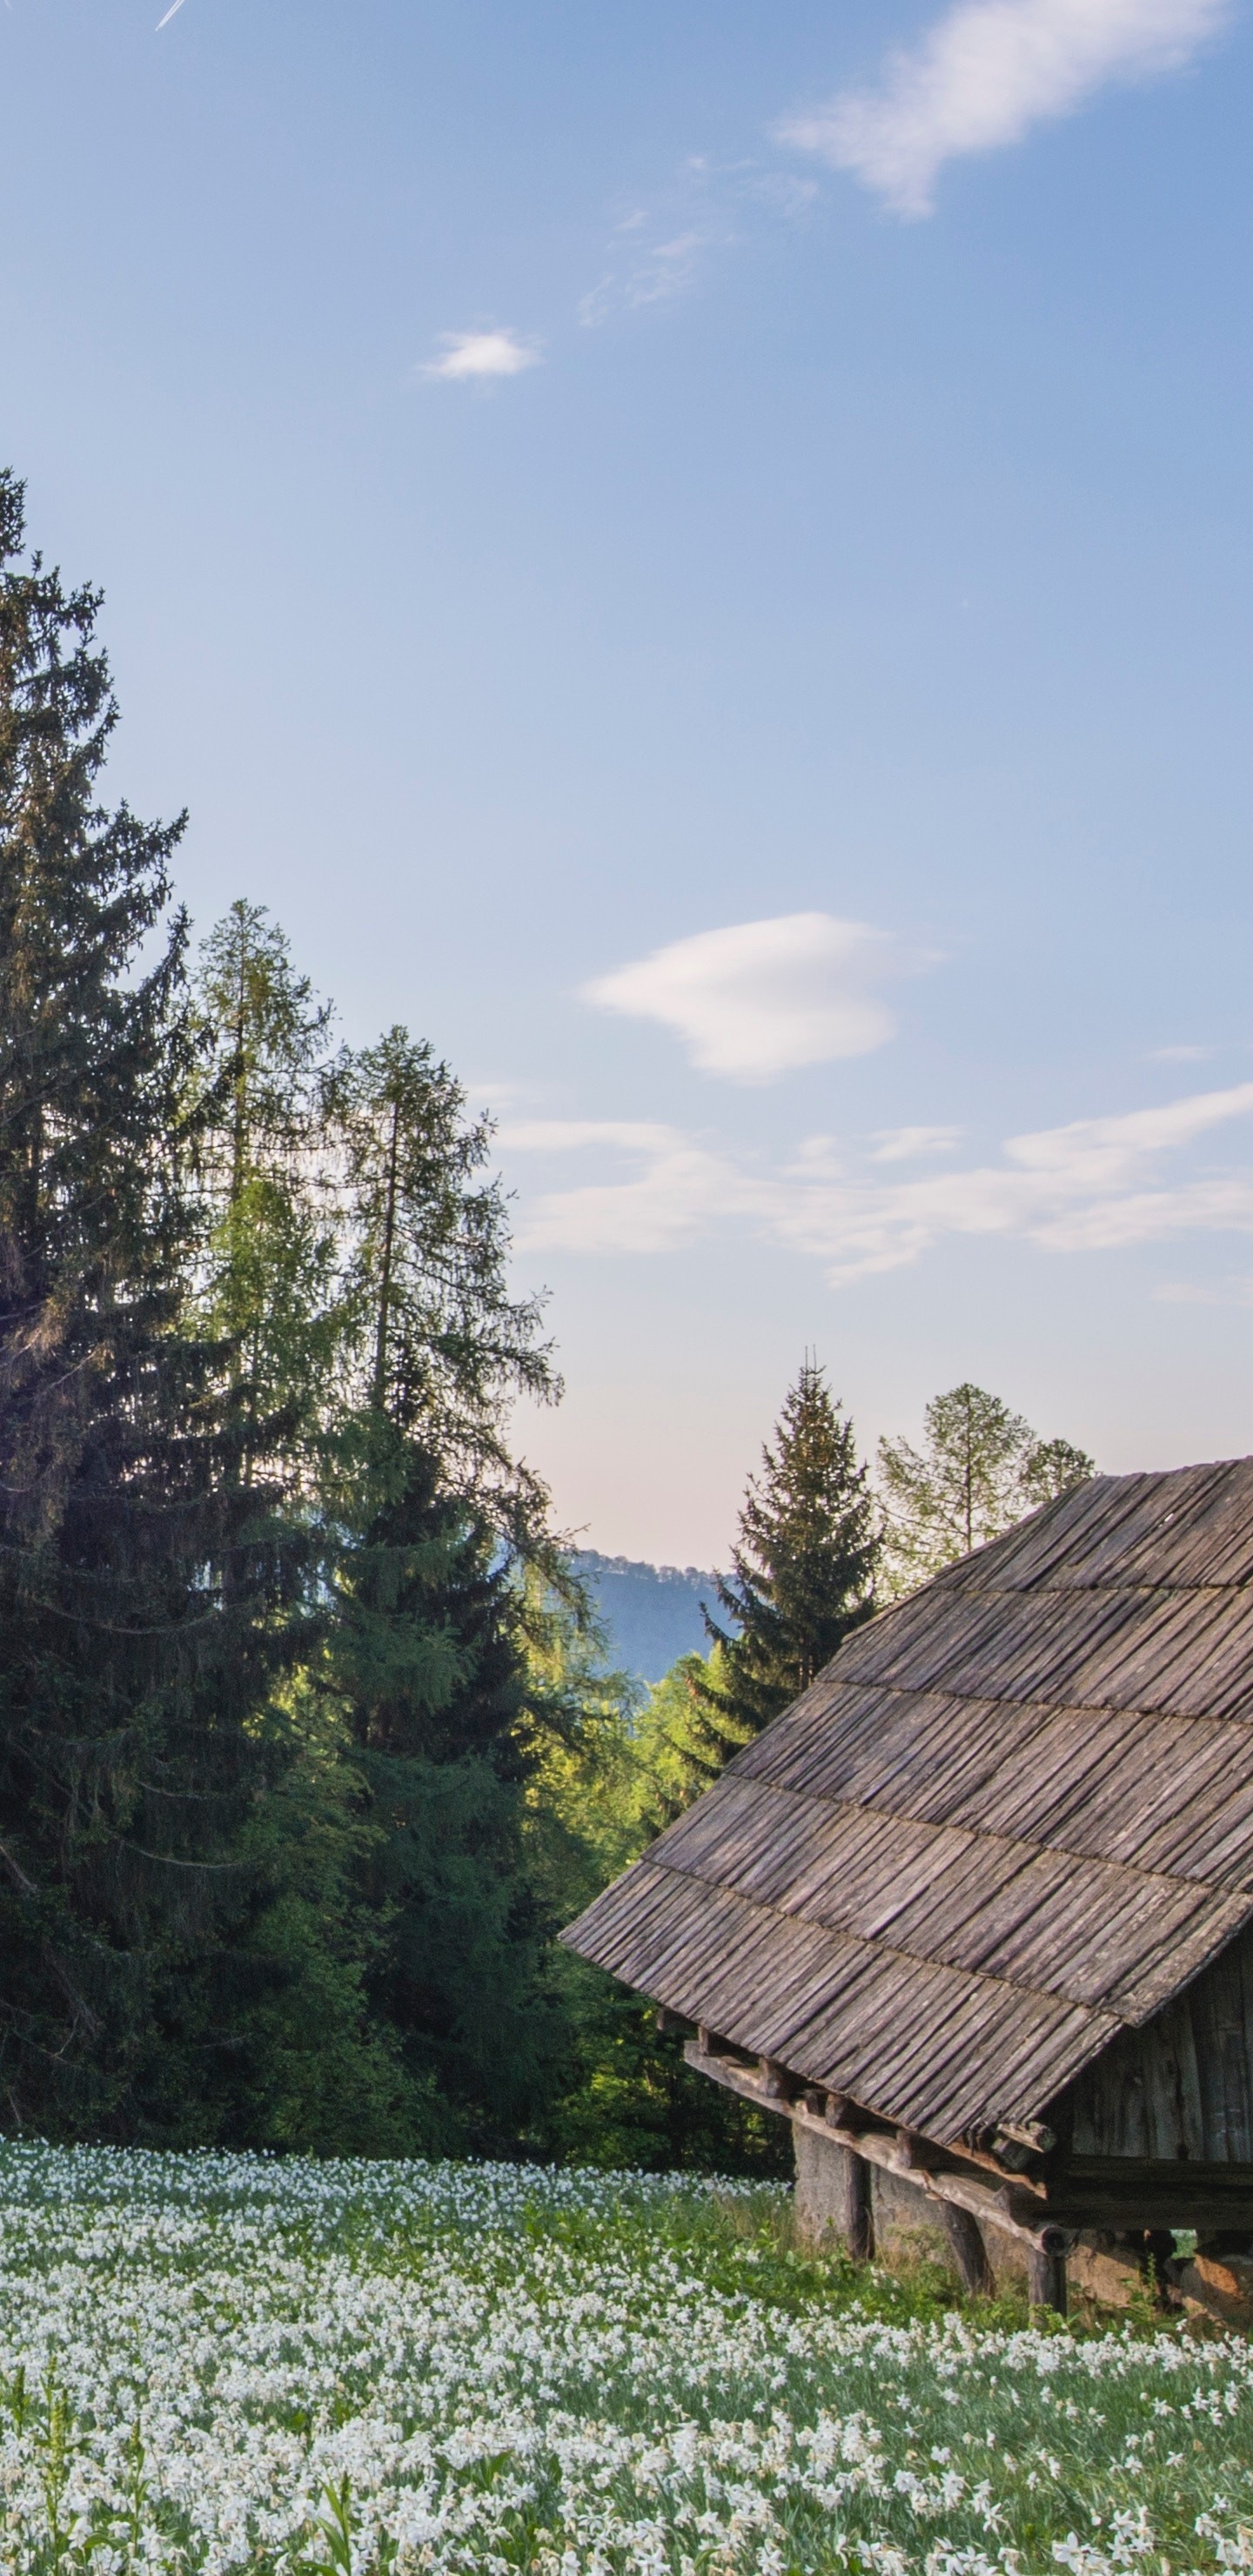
1069, 1921, 1253, 2160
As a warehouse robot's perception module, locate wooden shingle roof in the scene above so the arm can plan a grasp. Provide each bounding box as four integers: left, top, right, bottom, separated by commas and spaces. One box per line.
562, 1459, 1253, 2150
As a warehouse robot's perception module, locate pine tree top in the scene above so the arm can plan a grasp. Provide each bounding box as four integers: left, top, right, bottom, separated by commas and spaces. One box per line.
693, 1360, 877, 1768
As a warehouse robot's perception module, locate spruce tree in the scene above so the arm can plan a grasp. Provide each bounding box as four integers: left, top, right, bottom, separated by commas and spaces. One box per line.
693, 1362, 877, 1774
330, 1437, 556, 2147
0, 473, 296, 2136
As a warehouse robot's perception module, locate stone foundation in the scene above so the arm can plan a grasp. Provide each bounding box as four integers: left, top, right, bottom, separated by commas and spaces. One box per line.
1173, 2253, 1253, 2330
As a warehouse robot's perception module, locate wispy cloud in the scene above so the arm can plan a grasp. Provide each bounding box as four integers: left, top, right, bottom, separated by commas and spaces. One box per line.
777, 0, 1230, 217
1155, 1275, 1253, 1305
500, 1080, 1253, 1285
583, 913, 926, 1083
1149, 1043, 1215, 1063
498, 1122, 747, 1255
872, 1124, 962, 1162
580, 157, 817, 325
580, 229, 713, 325
421, 329, 542, 383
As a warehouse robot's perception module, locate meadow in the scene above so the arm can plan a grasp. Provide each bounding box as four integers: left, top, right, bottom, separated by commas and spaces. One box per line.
0, 2144, 1249, 2576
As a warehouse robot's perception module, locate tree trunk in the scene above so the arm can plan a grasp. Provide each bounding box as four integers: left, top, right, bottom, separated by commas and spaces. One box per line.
372, 1097, 401, 1410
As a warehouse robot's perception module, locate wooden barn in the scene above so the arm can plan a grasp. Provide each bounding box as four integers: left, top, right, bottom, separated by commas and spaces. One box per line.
563, 1459, 1253, 2316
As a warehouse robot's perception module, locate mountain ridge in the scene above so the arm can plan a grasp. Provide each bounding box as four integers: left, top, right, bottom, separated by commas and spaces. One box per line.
572, 1549, 733, 1685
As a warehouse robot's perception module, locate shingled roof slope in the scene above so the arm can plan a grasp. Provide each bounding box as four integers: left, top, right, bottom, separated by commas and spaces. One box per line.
561, 1459, 1253, 2149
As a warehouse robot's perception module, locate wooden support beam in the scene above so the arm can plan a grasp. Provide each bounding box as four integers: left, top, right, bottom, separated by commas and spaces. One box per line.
944, 2204, 995, 2298
1029, 2240, 1069, 2315
999, 2119, 1055, 2156
844, 2145, 874, 2263
759, 2056, 789, 2100
1048, 2162, 1253, 2233
686, 2037, 1072, 2264
805, 2090, 873, 2255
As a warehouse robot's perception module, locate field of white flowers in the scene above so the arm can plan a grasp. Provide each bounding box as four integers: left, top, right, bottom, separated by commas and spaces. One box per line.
0, 2144, 1249, 2576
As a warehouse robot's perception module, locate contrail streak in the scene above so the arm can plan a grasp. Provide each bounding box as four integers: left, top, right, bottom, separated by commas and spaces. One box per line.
156, 0, 189, 26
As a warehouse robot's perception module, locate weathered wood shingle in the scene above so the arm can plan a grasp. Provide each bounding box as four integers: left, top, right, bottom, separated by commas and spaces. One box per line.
561, 1459, 1253, 2150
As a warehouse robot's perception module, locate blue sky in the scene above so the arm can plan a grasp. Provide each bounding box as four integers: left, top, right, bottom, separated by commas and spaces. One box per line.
3, 0, 1251, 1562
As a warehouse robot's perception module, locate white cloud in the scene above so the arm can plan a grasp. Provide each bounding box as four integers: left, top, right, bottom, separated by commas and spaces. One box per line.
499, 1121, 680, 1155
499, 1121, 752, 1255
1002, 1083, 1253, 1182
777, 0, 1230, 217
1150, 1043, 1215, 1062
872, 1124, 962, 1161
1156, 1275, 1253, 1306
422, 330, 542, 383
500, 1079, 1253, 1285
582, 913, 918, 1082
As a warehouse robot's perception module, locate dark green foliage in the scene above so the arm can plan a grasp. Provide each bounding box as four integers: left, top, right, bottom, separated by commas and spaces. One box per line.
178, 926, 569, 2159
0, 473, 300, 2137
693, 1361, 877, 1774
542, 1969, 793, 2178
216, 1685, 425, 2157
331, 1434, 562, 2150
314, 1028, 565, 2150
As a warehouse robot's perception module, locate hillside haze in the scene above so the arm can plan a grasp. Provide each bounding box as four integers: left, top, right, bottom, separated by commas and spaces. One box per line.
573, 1552, 730, 1684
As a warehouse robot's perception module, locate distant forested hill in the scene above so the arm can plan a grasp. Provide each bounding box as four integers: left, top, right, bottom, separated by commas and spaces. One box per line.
573, 1552, 733, 1683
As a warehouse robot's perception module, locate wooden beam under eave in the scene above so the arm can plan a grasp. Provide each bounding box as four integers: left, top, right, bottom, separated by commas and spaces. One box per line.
685, 2038, 1070, 2264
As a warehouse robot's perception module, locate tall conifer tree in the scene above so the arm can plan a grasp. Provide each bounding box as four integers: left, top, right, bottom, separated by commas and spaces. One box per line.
0, 475, 296, 2135
692, 1362, 877, 1776
191, 901, 338, 1475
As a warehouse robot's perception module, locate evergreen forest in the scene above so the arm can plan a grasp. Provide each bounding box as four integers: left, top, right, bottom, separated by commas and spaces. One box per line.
0, 476, 1095, 2171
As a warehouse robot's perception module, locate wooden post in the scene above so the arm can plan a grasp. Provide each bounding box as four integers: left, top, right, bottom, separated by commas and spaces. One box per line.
943, 2203, 994, 2296
1029, 2235, 1069, 2314
844, 2149, 874, 2262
